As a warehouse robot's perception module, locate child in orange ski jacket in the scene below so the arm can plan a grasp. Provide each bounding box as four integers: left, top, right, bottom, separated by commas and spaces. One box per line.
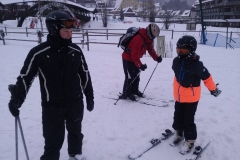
171, 35, 221, 154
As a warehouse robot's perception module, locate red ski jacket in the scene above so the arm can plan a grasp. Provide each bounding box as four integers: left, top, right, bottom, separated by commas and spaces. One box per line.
122, 28, 158, 68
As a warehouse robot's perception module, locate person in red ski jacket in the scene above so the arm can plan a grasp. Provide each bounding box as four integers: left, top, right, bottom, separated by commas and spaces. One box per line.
120, 23, 163, 101
171, 35, 221, 154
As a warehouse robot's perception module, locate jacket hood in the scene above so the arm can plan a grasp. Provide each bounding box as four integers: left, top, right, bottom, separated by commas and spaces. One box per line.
138, 28, 153, 44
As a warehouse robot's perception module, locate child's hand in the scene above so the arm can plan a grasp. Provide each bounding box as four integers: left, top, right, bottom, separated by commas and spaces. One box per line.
210, 87, 222, 97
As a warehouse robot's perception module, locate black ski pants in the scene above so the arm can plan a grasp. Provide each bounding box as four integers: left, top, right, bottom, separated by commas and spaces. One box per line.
40, 98, 84, 160
172, 101, 198, 140
122, 58, 140, 97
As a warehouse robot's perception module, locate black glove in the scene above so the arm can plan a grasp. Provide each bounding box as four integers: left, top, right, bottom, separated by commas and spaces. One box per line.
210, 87, 222, 97
9, 100, 20, 117
140, 64, 147, 71
86, 97, 94, 112
156, 56, 162, 63
8, 84, 24, 117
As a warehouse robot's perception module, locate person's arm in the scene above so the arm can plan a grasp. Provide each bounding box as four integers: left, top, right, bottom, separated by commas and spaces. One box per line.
196, 61, 221, 96
78, 48, 94, 111
130, 36, 143, 68
8, 48, 40, 117
146, 40, 160, 61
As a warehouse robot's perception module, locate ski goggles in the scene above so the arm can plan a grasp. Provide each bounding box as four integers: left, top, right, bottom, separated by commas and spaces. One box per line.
62, 20, 75, 28
176, 47, 190, 54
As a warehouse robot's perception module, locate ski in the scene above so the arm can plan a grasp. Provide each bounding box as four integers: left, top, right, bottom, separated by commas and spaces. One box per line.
128, 129, 174, 160
102, 95, 169, 107
138, 101, 169, 107
186, 140, 210, 160
109, 91, 155, 100
109, 91, 174, 103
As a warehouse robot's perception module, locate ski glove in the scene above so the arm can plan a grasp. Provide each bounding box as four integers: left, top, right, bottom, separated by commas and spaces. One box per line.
140, 64, 147, 71
210, 83, 221, 97
156, 56, 162, 63
86, 98, 94, 112
9, 100, 20, 117
210, 87, 222, 97
8, 84, 24, 117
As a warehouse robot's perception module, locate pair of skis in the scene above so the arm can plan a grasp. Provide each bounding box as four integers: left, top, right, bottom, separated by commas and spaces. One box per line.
128, 129, 210, 160
102, 94, 171, 107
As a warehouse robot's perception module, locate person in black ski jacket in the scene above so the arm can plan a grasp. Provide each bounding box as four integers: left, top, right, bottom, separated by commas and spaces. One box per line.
8, 11, 94, 160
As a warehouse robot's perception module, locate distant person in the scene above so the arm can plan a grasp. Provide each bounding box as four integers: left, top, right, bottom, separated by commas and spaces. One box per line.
171, 35, 221, 154
120, 23, 163, 101
8, 10, 94, 160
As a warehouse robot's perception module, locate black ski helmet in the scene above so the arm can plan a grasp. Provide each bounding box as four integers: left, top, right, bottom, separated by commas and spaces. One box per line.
45, 10, 75, 36
177, 35, 197, 52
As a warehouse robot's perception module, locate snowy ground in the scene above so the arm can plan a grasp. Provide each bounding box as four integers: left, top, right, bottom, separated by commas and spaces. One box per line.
0, 18, 240, 160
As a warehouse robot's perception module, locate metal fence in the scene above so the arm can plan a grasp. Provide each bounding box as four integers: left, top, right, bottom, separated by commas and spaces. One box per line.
1, 27, 240, 50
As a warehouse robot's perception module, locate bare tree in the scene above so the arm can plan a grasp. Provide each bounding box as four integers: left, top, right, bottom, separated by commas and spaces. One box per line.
148, 0, 155, 22
138, 0, 148, 22
120, 8, 124, 21
100, 4, 108, 27
160, 10, 173, 29
137, 0, 156, 22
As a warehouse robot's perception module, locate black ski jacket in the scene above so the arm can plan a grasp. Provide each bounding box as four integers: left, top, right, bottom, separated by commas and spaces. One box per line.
16, 35, 94, 106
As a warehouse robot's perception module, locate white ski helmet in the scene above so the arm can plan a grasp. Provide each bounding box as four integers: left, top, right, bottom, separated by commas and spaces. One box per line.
146, 23, 160, 39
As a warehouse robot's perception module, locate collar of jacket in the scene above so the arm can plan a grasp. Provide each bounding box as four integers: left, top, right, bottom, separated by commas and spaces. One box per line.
139, 28, 153, 44
47, 34, 72, 50
178, 53, 200, 64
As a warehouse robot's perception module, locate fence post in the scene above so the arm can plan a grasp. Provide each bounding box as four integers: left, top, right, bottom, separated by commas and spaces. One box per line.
26, 27, 28, 37
229, 31, 232, 43
0, 29, 5, 45
171, 30, 174, 39
82, 29, 85, 49
213, 33, 219, 47
106, 28, 108, 40
5, 26, 7, 36
86, 31, 89, 51
3, 38, 5, 45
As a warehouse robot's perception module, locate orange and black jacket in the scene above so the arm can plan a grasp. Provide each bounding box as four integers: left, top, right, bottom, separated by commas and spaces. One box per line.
122, 28, 158, 68
172, 54, 216, 103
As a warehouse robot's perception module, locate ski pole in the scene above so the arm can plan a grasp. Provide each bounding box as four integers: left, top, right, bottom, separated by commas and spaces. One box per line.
142, 63, 159, 95
17, 116, 30, 160
15, 117, 18, 160
114, 71, 141, 105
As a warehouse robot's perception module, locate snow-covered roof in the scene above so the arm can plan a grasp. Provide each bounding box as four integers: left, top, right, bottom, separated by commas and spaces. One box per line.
194, 0, 214, 5
65, 0, 95, 12
123, 7, 134, 13
181, 10, 190, 17
204, 19, 240, 22
171, 10, 181, 16
0, 0, 94, 12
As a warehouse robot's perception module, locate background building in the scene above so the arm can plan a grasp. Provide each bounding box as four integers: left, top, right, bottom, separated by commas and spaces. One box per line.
193, 0, 240, 27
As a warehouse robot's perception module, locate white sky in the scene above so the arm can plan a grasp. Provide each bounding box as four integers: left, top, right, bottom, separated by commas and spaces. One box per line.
0, 17, 240, 160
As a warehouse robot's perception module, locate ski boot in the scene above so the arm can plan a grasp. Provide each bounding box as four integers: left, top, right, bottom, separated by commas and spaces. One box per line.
179, 140, 195, 155
170, 130, 183, 146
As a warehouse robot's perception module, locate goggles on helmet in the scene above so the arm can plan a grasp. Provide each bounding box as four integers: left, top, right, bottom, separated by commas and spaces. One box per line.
62, 20, 75, 28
